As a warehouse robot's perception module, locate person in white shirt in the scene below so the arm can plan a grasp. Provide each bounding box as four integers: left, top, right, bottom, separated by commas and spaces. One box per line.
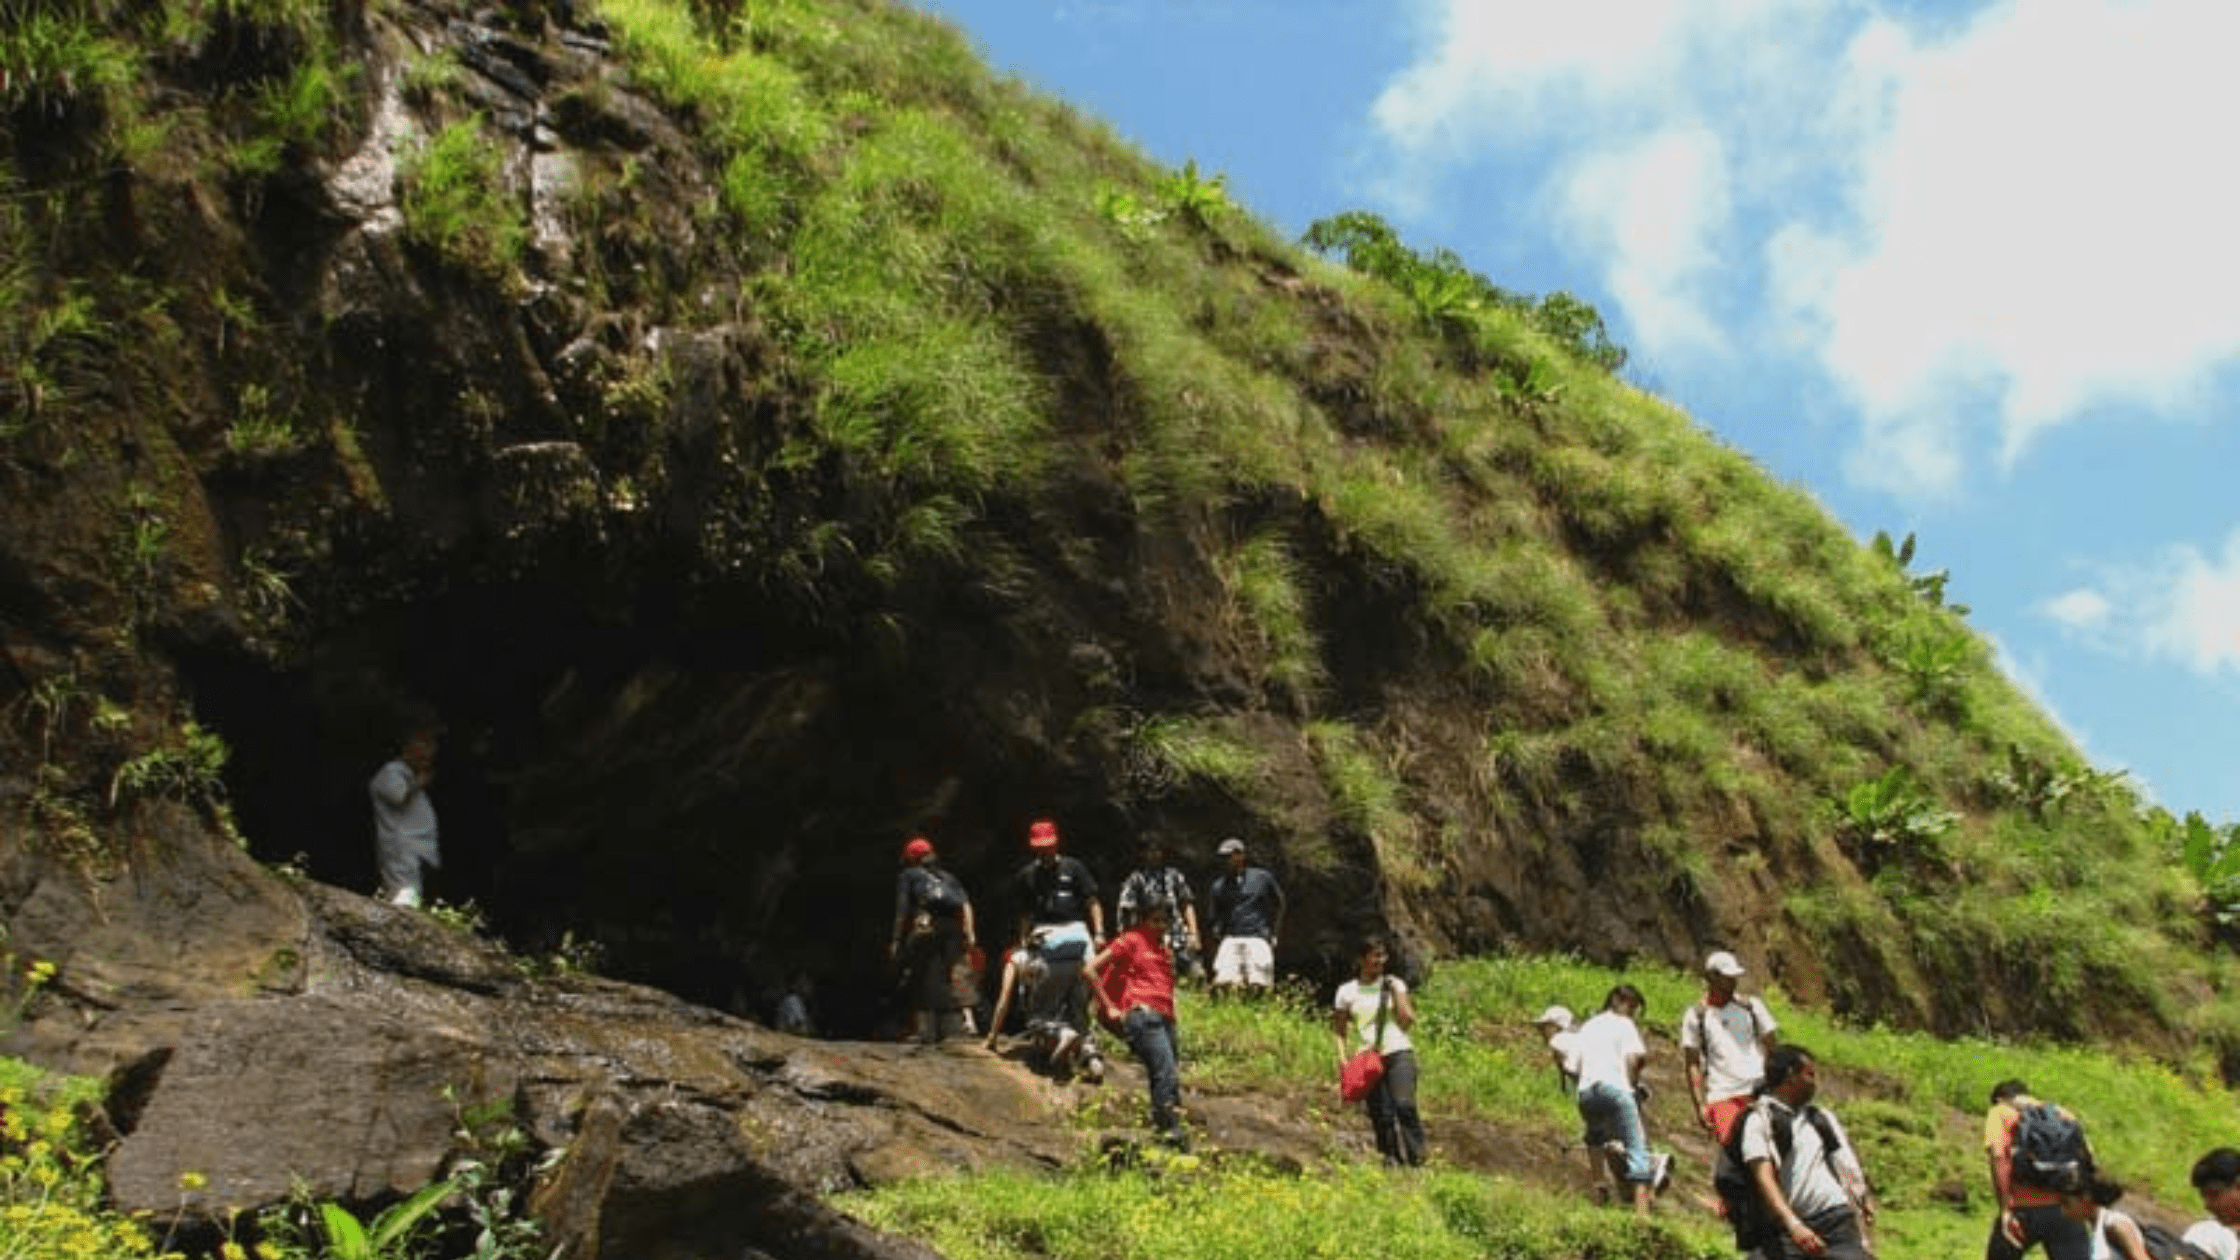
1331, 937, 1423, 1166
1737, 1044, 1876, 1260
2186, 1149, 2240, 1260
1682, 949, 1779, 1143
2058, 1177, 2153, 1260
1571, 984, 1658, 1218
368, 724, 441, 908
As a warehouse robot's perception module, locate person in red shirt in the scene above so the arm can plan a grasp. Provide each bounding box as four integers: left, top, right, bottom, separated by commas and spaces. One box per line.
1086, 901, 1184, 1148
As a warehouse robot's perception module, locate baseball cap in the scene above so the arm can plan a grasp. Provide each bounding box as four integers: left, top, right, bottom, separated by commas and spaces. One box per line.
1704, 950, 1746, 978
902, 837, 933, 862
1028, 819, 1060, 850
1216, 837, 1245, 857
1532, 1005, 1574, 1030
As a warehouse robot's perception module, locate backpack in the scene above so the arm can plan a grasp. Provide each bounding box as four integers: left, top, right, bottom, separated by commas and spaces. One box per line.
1712, 1101, 1847, 1253
2010, 1102, 2093, 1192
918, 867, 966, 914
2139, 1223, 2218, 1260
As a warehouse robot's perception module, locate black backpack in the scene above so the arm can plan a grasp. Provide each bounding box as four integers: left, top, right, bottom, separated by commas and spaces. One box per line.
917, 867, 966, 914
2139, 1223, 2218, 1260
2010, 1102, 2093, 1192
1712, 1101, 1847, 1253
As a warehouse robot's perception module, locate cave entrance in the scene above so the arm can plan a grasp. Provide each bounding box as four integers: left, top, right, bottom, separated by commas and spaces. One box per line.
174, 579, 1081, 1039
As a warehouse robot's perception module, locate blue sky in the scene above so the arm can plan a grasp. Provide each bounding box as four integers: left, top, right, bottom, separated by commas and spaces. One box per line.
917, 0, 2240, 824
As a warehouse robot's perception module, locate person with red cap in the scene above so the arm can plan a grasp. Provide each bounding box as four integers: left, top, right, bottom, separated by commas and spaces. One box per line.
1005, 818, 1108, 1078
890, 835, 977, 1044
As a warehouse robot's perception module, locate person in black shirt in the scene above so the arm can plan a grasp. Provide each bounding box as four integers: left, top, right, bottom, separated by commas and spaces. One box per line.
1207, 837, 1284, 997
1010, 818, 1106, 946
890, 835, 977, 1043
1005, 818, 1107, 1076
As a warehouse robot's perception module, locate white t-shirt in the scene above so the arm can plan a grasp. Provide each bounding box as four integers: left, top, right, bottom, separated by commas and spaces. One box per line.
2185, 1221, 2240, 1260
1681, 996, 1777, 1102
1571, 1010, 1644, 1092
1738, 1098, 1857, 1224
1334, 977, 1414, 1055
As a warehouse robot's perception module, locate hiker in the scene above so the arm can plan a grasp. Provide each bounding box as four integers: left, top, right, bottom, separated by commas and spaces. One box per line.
1085, 900, 1185, 1148
1735, 1044, 1877, 1259
1205, 837, 1284, 997
774, 972, 817, 1037
2057, 1177, 2152, 1260
1010, 818, 1105, 948
369, 720, 442, 908
1533, 1004, 1580, 1094
1572, 983, 1666, 1218
983, 922, 1106, 1081
1332, 936, 1425, 1167
2185, 1149, 2240, 1260
889, 836, 978, 1044
1116, 837, 1203, 982
1985, 1078, 2093, 1260
1682, 949, 1779, 1143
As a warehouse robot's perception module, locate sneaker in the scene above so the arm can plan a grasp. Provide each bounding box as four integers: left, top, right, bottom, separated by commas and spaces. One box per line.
1080, 1054, 1105, 1084
1651, 1152, 1674, 1194
1053, 1027, 1081, 1065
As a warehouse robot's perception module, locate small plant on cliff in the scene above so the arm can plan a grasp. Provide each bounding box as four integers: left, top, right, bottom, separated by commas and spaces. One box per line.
398, 118, 527, 281
108, 718, 229, 809
1154, 158, 1229, 230
1127, 714, 1266, 797
1833, 766, 1958, 873
2148, 807, 2240, 924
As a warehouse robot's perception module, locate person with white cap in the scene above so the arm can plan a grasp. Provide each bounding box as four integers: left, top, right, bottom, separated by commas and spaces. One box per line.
1206, 837, 1284, 997
1533, 1004, 1581, 1093
1682, 949, 1779, 1143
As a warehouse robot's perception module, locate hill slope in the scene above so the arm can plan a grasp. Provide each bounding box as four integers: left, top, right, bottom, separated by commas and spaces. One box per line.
2, 0, 2235, 1058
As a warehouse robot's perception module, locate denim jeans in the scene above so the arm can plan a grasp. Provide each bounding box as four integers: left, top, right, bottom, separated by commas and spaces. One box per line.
1122, 1007, 1181, 1130
1577, 1080, 1652, 1182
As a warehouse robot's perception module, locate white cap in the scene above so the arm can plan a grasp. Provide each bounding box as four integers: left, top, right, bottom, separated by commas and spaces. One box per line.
1216, 837, 1246, 857
1532, 1005, 1574, 1030
1705, 950, 1746, 978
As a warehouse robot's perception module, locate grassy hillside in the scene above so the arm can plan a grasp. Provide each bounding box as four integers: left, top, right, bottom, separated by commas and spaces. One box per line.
5, 0, 2240, 1051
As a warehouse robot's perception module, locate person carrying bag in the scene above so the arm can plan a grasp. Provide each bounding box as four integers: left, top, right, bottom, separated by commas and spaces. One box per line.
1333, 937, 1426, 1166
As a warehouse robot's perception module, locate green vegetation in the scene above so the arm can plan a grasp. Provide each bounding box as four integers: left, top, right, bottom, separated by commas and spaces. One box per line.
0, 1056, 558, 1260
398, 118, 529, 280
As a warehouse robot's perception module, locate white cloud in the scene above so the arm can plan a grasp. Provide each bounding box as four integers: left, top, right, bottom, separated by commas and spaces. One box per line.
2040, 527, 2240, 676
1372, 0, 2240, 499
2038, 587, 2113, 634
1790, 0, 2240, 491
1554, 129, 1732, 357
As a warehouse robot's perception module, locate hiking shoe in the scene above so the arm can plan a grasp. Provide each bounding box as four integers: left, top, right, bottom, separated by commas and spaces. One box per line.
1080, 1054, 1105, 1084
1651, 1152, 1673, 1194
1053, 1027, 1081, 1063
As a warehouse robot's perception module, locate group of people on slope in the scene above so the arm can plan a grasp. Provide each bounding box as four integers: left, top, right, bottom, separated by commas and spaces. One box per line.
887, 821, 1288, 1149
1535, 951, 1878, 1257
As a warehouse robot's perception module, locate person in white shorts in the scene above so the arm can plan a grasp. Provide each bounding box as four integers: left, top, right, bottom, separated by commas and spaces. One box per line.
1206, 837, 1284, 996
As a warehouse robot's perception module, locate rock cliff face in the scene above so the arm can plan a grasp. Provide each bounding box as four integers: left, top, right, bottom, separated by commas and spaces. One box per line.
0, 0, 1769, 1039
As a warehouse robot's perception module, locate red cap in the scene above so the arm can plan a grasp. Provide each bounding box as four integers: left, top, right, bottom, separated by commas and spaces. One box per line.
903, 837, 934, 862
1027, 819, 1059, 850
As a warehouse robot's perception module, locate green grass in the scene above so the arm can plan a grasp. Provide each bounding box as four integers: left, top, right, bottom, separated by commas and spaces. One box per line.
397, 117, 529, 280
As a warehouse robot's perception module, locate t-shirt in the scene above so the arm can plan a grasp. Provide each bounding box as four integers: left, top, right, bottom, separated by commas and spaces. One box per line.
1681, 995, 1777, 1102
1118, 866, 1194, 925
1098, 926, 1175, 1018
1570, 1010, 1644, 1093
1546, 1029, 1583, 1080
1208, 866, 1284, 939
1983, 1097, 2063, 1209
1738, 1097, 1858, 1224
1014, 855, 1100, 926
2185, 1221, 2240, 1260
1334, 977, 1414, 1056
2087, 1207, 2139, 1260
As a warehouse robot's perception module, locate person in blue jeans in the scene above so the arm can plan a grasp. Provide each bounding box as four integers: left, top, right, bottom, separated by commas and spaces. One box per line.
1572, 983, 1660, 1218
1087, 902, 1184, 1148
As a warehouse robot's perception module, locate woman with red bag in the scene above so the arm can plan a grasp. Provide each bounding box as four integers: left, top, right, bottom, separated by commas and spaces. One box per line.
1332, 937, 1424, 1167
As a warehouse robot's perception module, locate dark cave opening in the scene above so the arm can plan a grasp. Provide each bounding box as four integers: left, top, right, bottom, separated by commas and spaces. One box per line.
172, 579, 1156, 1039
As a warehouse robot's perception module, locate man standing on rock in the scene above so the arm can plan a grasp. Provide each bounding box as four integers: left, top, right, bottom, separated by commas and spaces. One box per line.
1086, 901, 1185, 1148
369, 721, 442, 908
1682, 949, 1779, 1144
1117, 837, 1203, 982
1206, 837, 1283, 998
